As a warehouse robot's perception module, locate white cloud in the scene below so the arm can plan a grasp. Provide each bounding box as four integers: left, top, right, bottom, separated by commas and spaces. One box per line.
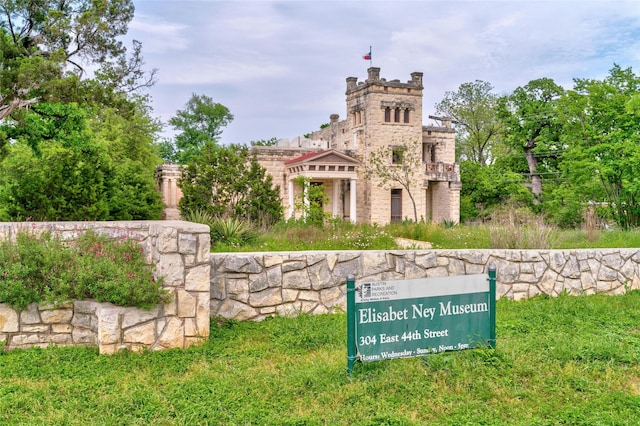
129, 14, 190, 54
159, 58, 289, 85
130, 0, 640, 144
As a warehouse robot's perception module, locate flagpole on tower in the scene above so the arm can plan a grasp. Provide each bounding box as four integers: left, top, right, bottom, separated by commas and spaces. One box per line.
363, 46, 372, 66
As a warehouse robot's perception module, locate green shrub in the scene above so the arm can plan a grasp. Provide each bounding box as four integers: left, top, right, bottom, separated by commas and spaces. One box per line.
0, 230, 168, 310
442, 219, 458, 228
182, 209, 259, 249
182, 208, 216, 226
207, 210, 640, 252
215, 219, 398, 252
210, 217, 259, 247
178, 144, 283, 227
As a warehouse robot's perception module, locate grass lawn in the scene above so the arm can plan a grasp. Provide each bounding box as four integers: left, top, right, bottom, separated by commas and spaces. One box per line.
1, 291, 640, 425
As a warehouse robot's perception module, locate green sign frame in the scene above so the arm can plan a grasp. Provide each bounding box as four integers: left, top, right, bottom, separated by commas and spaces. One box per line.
347, 266, 496, 374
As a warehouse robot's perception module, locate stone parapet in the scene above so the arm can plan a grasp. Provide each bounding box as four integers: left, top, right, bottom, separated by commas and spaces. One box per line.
210, 248, 640, 321
0, 221, 210, 353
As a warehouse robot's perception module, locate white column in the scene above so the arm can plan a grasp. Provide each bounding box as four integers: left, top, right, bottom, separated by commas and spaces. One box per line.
303, 183, 309, 219
288, 179, 295, 219
162, 173, 170, 206
332, 180, 340, 217
169, 179, 175, 206
349, 178, 357, 222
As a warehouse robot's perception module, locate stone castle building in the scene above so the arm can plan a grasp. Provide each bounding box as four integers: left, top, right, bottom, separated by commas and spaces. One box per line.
158, 67, 461, 225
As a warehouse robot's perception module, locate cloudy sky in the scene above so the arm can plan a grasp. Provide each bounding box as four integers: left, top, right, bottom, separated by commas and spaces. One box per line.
127, 0, 640, 145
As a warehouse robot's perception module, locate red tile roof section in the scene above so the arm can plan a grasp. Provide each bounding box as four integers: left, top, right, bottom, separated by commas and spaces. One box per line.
284, 150, 330, 165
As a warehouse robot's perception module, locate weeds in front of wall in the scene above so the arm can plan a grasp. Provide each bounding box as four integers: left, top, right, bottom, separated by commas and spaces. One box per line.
488, 205, 558, 249
201, 203, 640, 252
216, 218, 398, 252
583, 206, 601, 243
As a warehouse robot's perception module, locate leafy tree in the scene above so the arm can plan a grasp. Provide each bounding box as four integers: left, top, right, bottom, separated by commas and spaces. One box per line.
0, 129, 8, 161
107, 159, 163, 220
0, 106, 111, 220
91, 98, 163, 220
541, 184, 585, 229
168, 94, 233, 163
90, 96, 162, 166
0, 2, 162, 221
435, 80, 503, 165
0, 102, 162, 220
459, 160, 532, 222
360, 139, 422, 222
156, 137, 178, 163
0, 0, 155, 119
559, 65, 640, 229
178, 143, 283, 226
497, 78, 565, 204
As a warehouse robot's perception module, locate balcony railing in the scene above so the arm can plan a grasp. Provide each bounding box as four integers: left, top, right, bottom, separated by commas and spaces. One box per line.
424, 162, 460, 182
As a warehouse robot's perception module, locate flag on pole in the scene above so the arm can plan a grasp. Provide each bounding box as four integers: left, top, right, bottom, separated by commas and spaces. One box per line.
362, 50, 371, 60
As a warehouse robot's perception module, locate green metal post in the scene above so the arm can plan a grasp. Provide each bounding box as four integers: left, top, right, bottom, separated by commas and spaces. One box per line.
488, 264, 497, 349
346, 274, 357, 375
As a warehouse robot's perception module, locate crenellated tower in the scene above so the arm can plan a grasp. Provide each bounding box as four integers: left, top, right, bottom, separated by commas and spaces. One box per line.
310, 67, 459, 224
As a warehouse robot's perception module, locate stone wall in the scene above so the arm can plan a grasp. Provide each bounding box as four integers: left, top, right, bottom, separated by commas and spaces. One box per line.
253, 146, 318, 219
210, 248, 640, 321
0, 221, 210, 353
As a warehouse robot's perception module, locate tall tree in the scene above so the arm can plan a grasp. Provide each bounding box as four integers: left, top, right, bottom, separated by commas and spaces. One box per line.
0, 101, 163, 221
559, 65, 640, 229
497, 78, 565, 204
167, 93, 233, 163
0, 0, 155, 119
0, 1, 162, 221
435, 80, 503, 165
90, 96, 164, 220
250, 137, 278, 147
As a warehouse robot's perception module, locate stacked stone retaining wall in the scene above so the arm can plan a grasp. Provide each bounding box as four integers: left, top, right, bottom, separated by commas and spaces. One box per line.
0, 221, 210, 353
210, 249, 640, 321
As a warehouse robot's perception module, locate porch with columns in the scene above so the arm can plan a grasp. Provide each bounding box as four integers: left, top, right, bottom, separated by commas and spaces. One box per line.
155, 164, 183, 220
284, 150, 360, 222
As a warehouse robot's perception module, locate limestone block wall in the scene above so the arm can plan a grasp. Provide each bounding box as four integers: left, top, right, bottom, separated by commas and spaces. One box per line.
253, 146, 317, 216
426, 129, 456, 164
430, 182, 455, 223
210, 248, 640, 321
0, 221, 210, 353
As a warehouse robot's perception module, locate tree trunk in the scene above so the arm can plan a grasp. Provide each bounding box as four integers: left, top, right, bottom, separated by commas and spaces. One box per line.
525, 139, 542, 204
0, 97, 38, 120
408, 191, 418, 223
